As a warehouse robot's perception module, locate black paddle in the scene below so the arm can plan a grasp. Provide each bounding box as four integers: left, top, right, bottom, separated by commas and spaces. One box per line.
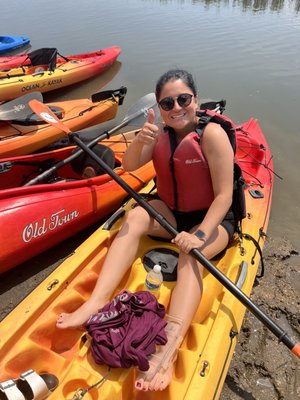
28, 99, 300, 359
0, 92, 43, 121
24, 93, 158, 186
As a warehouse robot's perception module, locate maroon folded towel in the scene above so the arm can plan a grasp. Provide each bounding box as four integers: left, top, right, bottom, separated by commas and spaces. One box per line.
86, 290, 167, 370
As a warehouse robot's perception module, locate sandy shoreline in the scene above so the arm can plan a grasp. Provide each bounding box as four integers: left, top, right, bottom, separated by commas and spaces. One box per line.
0, 233, 299, 399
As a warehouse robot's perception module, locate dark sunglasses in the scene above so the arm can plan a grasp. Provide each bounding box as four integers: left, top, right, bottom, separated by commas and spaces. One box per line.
158, 93, 194, 111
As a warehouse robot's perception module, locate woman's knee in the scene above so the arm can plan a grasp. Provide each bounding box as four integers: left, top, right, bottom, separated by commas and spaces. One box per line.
124, 206, 151, 232
177, 253, 204, 277
201, 226, 229, 260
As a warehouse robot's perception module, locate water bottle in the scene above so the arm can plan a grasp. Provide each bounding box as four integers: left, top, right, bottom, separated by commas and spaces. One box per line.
144, 264, 163, 298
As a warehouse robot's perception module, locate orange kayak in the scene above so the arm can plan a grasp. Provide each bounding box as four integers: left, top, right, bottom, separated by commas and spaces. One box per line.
0, 117, 276, 399
0, 46, 121, 101
0, 87, 125, 157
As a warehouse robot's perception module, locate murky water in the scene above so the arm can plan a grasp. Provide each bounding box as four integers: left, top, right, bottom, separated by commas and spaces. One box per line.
1, 0, 300, 249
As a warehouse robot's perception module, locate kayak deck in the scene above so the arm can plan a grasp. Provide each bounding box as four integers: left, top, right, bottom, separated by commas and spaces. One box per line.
0, 190, 270, 400
0, 48, 117, 70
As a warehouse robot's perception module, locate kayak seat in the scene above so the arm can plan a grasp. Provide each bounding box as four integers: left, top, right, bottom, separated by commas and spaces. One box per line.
71, 144, 115, 178
11, 106, 63, 126
142, 246, 225, 283
0, 37, 14, 44
143, 248, 179, 282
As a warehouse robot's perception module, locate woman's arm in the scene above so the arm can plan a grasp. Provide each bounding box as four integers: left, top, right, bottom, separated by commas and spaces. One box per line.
197, 122, 234, 240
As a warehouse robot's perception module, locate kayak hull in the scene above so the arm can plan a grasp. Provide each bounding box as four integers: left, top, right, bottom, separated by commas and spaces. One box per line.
0, 92, 120, 157
0, 46, 121, 101
0, 35, 30, 54
0, 130, 155, 272
0, 118, 274, 399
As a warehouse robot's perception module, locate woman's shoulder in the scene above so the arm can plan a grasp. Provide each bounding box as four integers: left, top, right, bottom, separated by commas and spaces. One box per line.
202, 122, 233, 154
202, 121, 228, 142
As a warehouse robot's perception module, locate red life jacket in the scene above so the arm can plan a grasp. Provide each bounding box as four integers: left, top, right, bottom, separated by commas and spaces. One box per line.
153, 130, 214, 211
152, 110, 240, 213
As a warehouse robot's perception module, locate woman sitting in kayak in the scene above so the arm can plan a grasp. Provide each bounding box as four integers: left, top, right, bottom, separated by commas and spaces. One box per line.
57, 69, 235, 391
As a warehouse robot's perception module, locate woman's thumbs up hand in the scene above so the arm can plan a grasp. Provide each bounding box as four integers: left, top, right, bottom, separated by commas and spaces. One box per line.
137, 108, 160, 144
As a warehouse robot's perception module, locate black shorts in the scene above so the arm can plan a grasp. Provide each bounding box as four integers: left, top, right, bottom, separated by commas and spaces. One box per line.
172, 208, 235, 241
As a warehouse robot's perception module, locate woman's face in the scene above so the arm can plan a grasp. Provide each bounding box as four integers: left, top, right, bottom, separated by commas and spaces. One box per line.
158, 79, 198, 134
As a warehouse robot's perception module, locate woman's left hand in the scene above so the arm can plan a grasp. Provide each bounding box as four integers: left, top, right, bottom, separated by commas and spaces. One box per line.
171, 231, 205, 254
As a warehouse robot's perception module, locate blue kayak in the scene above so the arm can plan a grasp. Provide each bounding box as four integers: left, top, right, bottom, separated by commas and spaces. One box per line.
0, 35, 30, 54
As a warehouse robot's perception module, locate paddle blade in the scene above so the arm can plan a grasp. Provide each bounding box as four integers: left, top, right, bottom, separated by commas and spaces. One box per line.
29, 99, 71, 134
292, 343, 300, 358
0, 92, 43, 121
124, 93, 160, 126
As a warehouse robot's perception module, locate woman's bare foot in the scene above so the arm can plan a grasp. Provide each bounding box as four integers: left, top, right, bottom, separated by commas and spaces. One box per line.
56, 299, 104, 329
135, 315, 182, 391
135, 349, 178, 391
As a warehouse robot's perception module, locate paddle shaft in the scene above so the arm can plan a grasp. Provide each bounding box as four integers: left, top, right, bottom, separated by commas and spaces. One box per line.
70, 131, 299, 356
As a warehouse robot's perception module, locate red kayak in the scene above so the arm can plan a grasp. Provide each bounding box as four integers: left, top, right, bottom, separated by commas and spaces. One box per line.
0, 46, 120, 70
0, 131, 155, 273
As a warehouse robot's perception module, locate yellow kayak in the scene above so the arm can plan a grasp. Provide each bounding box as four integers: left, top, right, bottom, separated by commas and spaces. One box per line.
0, 46, 121, 101
0, 118, 275, 399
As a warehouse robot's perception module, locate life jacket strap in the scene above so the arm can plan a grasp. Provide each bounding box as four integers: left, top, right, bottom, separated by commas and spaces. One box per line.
168, 128, 179, 210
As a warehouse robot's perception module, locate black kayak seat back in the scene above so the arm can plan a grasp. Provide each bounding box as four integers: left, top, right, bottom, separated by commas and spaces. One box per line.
24, 48, 58, 71
71, 144, 115, 177
11, 106, 63, 126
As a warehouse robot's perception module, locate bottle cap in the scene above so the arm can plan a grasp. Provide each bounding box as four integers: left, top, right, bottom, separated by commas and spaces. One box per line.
153, 264, 161, 273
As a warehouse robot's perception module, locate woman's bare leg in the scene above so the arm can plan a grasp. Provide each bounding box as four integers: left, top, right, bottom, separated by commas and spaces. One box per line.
56, 200, 176, 329
135, 225, 229, 391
